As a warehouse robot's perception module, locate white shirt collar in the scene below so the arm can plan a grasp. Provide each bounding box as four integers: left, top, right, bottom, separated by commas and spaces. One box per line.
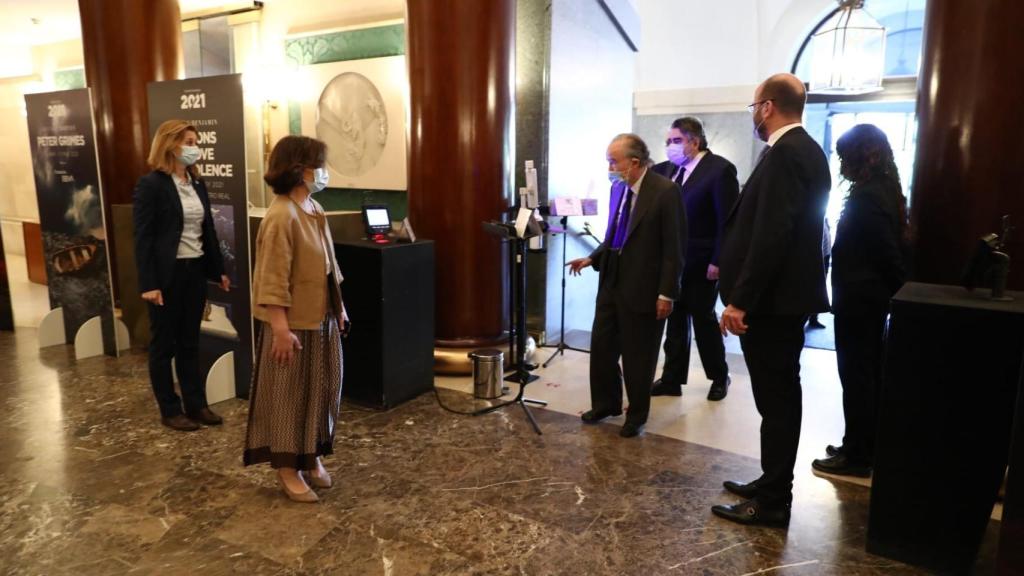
628, 166, 648, 194
630, 166, 647, 192
683, 150, 707, 174
767, 123, 803, 147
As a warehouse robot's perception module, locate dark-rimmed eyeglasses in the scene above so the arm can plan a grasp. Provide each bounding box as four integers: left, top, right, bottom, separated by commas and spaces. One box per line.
747, 98, 774, 113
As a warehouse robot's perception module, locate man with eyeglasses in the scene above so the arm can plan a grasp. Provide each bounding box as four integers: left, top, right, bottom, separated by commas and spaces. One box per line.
712, 73, 831, 528
650, 117, 738, 401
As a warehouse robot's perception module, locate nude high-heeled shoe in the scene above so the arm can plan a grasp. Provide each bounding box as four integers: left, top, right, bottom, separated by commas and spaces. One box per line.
304, 469, 332, 489
278, 475, 319, 503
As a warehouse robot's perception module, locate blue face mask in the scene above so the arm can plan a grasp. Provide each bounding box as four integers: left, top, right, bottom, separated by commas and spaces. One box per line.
607, 170, 626, 185
177, 145, 201, 166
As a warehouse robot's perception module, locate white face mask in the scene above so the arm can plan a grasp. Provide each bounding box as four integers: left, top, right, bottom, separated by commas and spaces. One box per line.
666, 143, 687, 166
306, 167, 329, 194
177, 145, 201, 166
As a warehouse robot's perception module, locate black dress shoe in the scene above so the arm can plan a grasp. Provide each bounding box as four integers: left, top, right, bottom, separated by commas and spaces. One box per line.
651, 379, 682, 397
161, 414, 200, 431
187, 407, 223, 426
707, 375, 731, 401
811, 454, 871, 478
722, 479, 760, 499
825, 444, 845, 457
581, 409, 622, 424
711, 498, 791, 527
619, 421, 644, 438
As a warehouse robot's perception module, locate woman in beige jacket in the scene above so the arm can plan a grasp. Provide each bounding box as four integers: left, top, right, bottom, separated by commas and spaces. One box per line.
244, 135, 348, 503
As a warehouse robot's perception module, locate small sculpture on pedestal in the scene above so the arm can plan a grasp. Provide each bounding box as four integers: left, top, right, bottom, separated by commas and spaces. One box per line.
962, 215, 1014, 301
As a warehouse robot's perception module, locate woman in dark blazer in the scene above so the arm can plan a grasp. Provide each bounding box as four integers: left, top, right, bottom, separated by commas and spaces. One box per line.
133, 119, 230, 431
812, 123, 908, 477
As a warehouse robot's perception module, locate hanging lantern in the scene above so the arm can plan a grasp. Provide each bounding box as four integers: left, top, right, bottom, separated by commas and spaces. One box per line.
809, 0, 887, 94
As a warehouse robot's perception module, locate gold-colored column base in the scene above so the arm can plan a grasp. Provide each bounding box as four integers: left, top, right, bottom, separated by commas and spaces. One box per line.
434, 336, 536, 375
434, 345, 507, 375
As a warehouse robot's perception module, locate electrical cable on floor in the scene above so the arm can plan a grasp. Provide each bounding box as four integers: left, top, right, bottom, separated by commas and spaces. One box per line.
431, 381, 522, 416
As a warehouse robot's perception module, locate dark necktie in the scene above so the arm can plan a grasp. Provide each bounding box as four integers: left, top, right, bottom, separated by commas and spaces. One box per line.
673, 165, 687, 185
610, 188, 634, 250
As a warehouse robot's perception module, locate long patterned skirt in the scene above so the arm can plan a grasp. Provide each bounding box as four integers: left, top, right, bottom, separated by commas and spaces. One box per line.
243, 317, 343, 470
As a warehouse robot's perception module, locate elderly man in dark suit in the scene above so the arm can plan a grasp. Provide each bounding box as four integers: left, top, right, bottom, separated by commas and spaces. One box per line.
568, 133, 686, 438
651, 117, 738, 401
713, 74, 831, 527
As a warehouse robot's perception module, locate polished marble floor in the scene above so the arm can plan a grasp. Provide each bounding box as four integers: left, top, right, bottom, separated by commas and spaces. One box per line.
0, 325, 1001, 575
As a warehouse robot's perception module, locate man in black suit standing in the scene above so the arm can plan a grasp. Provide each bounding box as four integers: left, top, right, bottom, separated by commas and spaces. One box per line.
568, 133, 686, 438
712, 74, 831, 527
651, 117, 738, 401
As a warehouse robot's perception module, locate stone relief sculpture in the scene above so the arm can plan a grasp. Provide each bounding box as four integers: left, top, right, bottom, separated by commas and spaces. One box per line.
300, 56, 407, 191
317, 72, 389, 177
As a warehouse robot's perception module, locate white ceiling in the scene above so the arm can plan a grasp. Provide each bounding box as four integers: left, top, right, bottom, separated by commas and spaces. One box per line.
0, 0, 266, 47
0, 0, 81, 47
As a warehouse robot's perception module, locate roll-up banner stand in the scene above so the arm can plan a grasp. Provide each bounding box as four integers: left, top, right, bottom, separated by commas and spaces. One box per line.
25, 89, 120, 356
147, 74, 253, 399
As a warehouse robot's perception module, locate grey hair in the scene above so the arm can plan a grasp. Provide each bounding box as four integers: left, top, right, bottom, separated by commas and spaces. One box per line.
611, 133, 652, 166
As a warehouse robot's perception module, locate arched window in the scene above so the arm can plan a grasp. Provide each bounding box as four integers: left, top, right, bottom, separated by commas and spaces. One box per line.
793, 0, 926, 246
793, 0, 926, 81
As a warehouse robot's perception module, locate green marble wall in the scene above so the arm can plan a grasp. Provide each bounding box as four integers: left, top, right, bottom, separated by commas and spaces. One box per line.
54, 69, 86, 90
284, 24, 407, 215
284, 23, 404, 67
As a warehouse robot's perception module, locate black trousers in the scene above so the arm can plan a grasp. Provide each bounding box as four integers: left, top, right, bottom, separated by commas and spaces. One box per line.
834, 309, 888, 465
659, 272, 728, 385
589, 254, 665, 426
147, 258, 208, 417
739, 313, 806, 506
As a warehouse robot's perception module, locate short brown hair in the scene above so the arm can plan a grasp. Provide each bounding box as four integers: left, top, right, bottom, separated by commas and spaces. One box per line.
264, 136, 327, 195
148, 119, 198, 176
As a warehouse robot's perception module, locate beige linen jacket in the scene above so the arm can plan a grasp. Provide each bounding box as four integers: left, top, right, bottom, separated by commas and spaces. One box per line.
251, 195, 343, 330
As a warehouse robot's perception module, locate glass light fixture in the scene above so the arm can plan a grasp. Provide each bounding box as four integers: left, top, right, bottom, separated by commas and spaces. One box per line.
809, 0, 887, 95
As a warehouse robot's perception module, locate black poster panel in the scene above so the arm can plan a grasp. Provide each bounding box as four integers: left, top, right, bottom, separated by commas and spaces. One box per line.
0, 225, 14, 331
146, 74, 252, 398
24, 89, 117, 355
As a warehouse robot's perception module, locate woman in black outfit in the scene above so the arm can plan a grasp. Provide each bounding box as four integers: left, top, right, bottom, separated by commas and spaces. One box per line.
812, 124, 908, 477
134, 119, 231, 431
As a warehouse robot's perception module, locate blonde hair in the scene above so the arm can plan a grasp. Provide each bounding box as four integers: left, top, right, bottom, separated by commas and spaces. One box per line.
147, 119, 198, 176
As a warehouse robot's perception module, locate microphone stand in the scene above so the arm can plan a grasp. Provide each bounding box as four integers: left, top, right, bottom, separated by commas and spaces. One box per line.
478, 217, 546, 434
542, 215, 592, 367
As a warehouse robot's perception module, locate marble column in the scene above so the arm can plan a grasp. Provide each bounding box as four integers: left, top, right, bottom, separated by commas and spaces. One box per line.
406, 0, 514, 347
909, 4, 1024, 573
909, 0, 1024, 289
78, 0, 182, 295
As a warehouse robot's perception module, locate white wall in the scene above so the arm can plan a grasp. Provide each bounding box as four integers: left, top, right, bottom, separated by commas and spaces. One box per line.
545, 0, 638, 338
635, 0, 760, 94
631, 0, 836, 185
634, 0, 834, 114
0, 39, 85, 254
